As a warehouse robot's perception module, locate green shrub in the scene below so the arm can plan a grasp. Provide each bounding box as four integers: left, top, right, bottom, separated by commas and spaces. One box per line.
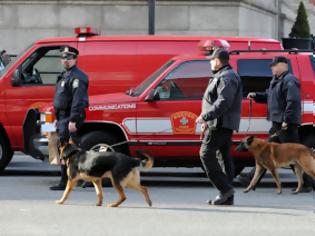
289, 1, 310, 38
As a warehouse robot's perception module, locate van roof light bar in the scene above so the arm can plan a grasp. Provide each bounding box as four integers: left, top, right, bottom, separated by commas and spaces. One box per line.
74, 27, 100, 37
198, 39, 231, 56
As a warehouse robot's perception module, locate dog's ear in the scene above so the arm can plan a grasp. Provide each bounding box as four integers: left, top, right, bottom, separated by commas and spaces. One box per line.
247, 136, 255, 145
69, 138, 76, 145
60, 143, 79, 159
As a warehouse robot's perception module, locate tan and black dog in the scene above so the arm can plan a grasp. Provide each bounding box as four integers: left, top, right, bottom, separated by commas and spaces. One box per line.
56, 143, 154, 207
236, 136, 315, 194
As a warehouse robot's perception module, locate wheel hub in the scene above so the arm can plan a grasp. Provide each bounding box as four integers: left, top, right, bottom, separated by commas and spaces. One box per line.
90, 144, 115, 152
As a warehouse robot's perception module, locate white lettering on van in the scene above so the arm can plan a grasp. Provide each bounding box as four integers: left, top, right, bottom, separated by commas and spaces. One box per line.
88, 103, 136, 111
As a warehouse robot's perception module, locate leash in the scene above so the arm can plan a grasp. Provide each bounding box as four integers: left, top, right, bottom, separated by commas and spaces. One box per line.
108, 127, 173, 149
246, 99, 253, 132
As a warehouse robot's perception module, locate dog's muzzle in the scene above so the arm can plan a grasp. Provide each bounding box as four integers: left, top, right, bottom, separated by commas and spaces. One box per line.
235, 142, 247, 152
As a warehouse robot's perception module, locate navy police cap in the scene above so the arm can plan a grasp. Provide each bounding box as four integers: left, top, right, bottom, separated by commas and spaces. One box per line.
270, 56, 288, 67
61, 46, 79, 57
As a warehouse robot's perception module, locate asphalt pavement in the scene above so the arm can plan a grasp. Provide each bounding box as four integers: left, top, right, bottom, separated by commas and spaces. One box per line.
0, 153, 314, 236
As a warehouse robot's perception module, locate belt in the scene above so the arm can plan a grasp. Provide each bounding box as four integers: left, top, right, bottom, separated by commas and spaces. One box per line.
57, 109, 70, 116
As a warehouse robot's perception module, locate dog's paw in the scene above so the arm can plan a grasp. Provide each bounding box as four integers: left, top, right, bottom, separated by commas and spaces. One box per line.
147, 200, 152, 207
243, 188, 250, 193
276, 190, 282, 195
107, 203, 118, 208
291, 189, 300, 194
96, 202, 103, 206
55, 199, 64, 204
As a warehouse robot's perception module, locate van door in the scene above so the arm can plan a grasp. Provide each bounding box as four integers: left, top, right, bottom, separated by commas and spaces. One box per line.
4, 44, 77, 148
132, 60, 211, 164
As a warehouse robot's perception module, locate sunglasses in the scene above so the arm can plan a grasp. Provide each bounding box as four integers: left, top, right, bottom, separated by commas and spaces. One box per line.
61, 55, 76, 60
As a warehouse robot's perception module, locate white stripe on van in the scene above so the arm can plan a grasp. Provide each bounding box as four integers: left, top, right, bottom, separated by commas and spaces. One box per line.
123, 117, 271, 134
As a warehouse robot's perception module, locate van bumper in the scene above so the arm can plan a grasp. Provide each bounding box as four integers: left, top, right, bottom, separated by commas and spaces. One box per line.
32, 137, 49, 157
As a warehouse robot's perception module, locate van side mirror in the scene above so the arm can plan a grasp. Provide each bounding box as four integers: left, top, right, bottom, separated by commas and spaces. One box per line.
144, 89, 160, 102
11, 67, 22, 86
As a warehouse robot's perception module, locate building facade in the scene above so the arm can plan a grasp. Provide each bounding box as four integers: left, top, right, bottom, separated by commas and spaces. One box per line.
0, 0, 314, 53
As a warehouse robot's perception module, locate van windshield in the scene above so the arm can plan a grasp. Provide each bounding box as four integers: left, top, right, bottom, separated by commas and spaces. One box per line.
131, 60, 175, 96
0, 43, 33, 79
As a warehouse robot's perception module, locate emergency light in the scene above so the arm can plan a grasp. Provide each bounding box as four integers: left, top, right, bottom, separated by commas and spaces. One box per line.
74, 27, 99, 37
199, 39, 231, 55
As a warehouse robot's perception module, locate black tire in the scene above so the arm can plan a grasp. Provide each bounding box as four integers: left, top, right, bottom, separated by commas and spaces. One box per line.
300, 132, 315, 148
234, 162, 245, 177
0, 133, 14, 174
80, 130, 123, 153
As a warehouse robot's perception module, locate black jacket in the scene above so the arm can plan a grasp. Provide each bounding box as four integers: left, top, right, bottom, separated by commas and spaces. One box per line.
54, 65, 89, 122
201, 64, 243, 131
254, 71, 301, 125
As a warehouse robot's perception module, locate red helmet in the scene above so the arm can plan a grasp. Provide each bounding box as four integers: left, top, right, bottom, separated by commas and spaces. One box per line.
198, 39, 231, 55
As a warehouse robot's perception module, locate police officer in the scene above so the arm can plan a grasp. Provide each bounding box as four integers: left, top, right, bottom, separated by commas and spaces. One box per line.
196, 48, 242, 205
0, 50, 11, 66
50, 46, 89, 191
239, 56, 314, 192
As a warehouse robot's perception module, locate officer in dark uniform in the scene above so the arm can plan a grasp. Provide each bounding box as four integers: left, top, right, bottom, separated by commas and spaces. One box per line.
196, 48, 242, 205
239, 56, 314, 192
50, 46, 89, 191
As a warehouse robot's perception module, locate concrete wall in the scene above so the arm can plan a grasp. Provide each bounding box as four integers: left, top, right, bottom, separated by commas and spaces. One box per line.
0, 0, 314, 54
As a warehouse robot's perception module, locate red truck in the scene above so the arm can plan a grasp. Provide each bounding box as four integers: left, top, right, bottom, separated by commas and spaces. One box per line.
0, 27, 283, 172
25, 39, 315, 176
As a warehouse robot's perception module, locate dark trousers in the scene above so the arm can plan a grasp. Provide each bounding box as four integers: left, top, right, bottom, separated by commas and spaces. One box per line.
200, 127, 234, 194
56, 114, 84, 184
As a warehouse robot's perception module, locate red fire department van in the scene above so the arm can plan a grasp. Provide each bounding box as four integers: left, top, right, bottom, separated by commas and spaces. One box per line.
24, 39, 315, 176
0, 27, 283, 172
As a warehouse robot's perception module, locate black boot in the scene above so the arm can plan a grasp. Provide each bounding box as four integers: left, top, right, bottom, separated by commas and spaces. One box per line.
208, 189, 235, 205
50, 165, 68, 191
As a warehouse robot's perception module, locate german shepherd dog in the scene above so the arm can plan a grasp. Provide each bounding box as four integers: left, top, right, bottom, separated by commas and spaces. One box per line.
56, 143, 154, 207
236, 136, 315, 194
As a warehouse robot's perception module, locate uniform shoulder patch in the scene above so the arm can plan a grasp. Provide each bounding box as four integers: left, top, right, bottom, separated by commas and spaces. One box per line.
72, 78, 79, 88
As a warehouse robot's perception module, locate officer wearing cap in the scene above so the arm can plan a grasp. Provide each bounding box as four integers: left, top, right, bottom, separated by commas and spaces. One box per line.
240, 56, 314, 192
196, 48, 242, 205
50, 46, 89, 191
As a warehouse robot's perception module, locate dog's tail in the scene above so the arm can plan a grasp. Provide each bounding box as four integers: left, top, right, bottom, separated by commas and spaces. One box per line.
136, 150, 154, 169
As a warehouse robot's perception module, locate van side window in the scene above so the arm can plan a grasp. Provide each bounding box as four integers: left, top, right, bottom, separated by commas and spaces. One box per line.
310, 56, 315, 74
237, 59, 272, 98
237, 59, 291, 98
156, 60, 211, 100
20, 47, 63, 85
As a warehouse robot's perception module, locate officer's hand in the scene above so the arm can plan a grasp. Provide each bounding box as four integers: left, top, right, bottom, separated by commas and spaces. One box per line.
196, 115, 205, 124
68, 122, 77, 133
247, 92, 256, 100
281, 122, 288, 130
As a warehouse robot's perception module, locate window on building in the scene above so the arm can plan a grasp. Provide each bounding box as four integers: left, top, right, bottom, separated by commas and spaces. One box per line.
155, 60, 212, 100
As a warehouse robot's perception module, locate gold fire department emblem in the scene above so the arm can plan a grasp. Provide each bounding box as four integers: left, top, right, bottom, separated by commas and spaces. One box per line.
170, 111, 197, 134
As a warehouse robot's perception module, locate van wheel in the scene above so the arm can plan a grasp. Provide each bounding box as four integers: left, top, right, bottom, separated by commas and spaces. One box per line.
80, 131, 122, 152
0, 134, 13, 174
300, 132, 315, 148
234, 163, 245, 177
